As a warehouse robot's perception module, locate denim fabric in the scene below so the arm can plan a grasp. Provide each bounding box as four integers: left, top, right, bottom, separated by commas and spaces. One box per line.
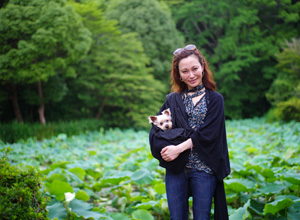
165, 168, 216, 220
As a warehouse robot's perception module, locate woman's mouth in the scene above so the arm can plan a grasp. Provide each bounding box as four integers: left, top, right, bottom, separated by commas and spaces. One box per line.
189, 79, 198, 84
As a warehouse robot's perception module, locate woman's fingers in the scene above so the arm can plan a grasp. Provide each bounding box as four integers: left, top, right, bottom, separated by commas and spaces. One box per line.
161, 147, 170, 161
161, 147, 168, 154
161, 145, 179, 162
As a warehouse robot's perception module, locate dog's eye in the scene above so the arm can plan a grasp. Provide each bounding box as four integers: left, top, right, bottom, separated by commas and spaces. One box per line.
166, 120, 169, 122
160, 122, 163, 126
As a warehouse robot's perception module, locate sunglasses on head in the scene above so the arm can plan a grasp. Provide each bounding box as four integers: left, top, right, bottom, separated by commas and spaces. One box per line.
173, 44, 197, 56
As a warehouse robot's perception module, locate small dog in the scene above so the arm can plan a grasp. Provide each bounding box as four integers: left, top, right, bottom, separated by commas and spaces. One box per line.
148, 108, 172, 131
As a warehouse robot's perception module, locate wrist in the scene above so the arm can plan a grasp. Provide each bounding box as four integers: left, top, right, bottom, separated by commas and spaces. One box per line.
179, 138, 193, 153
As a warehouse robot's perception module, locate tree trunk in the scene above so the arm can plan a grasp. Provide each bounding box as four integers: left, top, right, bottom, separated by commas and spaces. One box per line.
37, 81, 46, 125
96, 98, 106, 120
10, 83, 23, 123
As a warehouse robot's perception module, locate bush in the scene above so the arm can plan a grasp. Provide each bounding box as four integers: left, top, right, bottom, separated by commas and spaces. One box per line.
264, 108, 278, 122
0, 119, 105, 143
0, 148, 49, 219
275, 97, 300, 122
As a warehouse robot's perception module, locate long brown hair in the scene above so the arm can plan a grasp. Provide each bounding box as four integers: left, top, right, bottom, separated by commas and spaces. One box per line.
171, 48, 216, 93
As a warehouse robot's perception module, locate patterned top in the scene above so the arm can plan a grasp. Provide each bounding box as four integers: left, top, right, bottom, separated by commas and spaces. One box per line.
182, 87, 213, 175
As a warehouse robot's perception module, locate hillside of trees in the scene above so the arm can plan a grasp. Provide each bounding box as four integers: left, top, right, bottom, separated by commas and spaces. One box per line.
1, 0, 299, 129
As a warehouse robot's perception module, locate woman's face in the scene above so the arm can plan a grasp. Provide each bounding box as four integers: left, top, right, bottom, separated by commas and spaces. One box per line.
178, 54, 204, 90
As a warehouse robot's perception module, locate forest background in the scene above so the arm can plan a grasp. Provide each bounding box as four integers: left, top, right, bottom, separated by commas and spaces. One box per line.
0, 0, 300, 137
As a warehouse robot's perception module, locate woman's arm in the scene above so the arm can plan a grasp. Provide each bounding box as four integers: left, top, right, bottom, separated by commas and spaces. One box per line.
161, 138, 193, 162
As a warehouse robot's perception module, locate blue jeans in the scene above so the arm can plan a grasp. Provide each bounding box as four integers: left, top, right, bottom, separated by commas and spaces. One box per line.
165, 168, 216, 220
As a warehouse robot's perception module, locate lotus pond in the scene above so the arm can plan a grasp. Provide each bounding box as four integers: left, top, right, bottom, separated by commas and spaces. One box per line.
1, 118, 300, 219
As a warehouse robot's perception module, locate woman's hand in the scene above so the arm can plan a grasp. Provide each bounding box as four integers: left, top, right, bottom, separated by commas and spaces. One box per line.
161, 145, 181, 162
160, 138, 193, 162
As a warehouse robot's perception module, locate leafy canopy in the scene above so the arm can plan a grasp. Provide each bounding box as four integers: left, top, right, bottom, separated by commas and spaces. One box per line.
0, 0, 92, 83
105, 0, 184, 83
172, 0, 300, 119
69, 0, 166, 128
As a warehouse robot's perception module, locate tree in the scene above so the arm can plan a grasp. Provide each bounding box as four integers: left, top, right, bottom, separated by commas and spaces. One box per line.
171, 0, 300, 118
104, 0, 184, 84
0, 0, 91, 124
69, 0, 166, 128
266, 38, 300, 121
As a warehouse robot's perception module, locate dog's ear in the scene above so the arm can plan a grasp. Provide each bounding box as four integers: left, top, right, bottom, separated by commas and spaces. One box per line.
163, 108, 171, 116
148, 116, 157, 123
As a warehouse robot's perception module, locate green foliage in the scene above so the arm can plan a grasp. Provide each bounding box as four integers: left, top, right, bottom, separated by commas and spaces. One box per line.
0, 0, 92, 123
1, 119, 300, 219
21, 75, 69, 106
1, 0, 300, 128
226, 119, 300, 219
105, 0, 184, 83
69, 0, 166, 129
172, 0, 300, 119
0, 119, 105, 143
1, 128, 169, 219
0, 0, 92, 82
274, 97, 300, 121
0, 148, 48, 219
267, 38, 300, 122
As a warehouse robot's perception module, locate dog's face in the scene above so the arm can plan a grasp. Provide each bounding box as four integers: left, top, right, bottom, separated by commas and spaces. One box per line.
148, 108, 172, 131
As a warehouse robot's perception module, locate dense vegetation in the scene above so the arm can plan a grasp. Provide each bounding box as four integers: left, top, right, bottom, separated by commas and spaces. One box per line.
171, 0, 300, 119
1, 1, 299, 219
1, 119, 299, 219
0, 119, 105, 143
1, 0, 299, 128
0, 149, 49, 219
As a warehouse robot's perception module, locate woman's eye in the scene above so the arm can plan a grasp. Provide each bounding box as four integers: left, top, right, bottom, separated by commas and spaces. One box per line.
193, 68, 198, 71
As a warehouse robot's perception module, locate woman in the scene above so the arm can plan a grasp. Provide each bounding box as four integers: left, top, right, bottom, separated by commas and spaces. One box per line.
149, 44, 230, 220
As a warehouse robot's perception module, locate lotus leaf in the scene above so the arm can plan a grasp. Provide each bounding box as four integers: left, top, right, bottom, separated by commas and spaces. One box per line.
76, 190, 90, 202
281, 172, 300, 185
69, 167, 86, 180
47, 202, 67, 220
131, 169, 154, 185
264, 196, 293, 215
229, 199, 250, 220
110, 213, 131, 220
225, 179, 256, 193
69, 199, 106, 219
132, 209, 155, 220
45, 180, 73, 201
258, 182, 290, 195
133, 200, 159, 209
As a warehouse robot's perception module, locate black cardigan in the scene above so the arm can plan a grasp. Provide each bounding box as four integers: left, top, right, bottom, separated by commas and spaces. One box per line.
149, 89, 230, 220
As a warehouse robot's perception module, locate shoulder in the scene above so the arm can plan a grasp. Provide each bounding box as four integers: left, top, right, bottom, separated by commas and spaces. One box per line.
164, 92, 183, 110
206, 89, 224, 105
166, 92, 181, 100
207, 89, 223, 98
